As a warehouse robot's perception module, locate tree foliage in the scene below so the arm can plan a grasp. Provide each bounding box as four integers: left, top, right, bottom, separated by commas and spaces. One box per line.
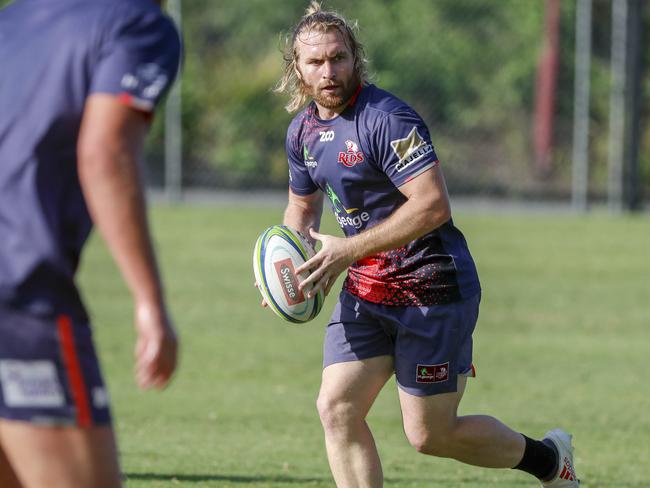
1, 0, 647, 196
161, 0, 649, 197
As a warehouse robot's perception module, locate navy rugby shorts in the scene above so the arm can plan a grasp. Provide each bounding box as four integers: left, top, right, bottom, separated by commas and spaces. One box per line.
323, 290, 480, 396
0, 306, 111, 426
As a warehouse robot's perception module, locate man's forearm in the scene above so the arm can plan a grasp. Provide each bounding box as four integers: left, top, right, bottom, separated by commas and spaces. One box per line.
283, 198, 323, 238
345, 195, 450, 263
78, 150, 165, 310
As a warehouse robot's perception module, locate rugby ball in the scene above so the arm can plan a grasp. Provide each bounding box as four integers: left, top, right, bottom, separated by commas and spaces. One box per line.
253, 225, 325, 324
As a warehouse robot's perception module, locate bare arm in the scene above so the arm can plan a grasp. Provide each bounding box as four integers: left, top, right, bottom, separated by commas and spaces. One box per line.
283, 188, 324, 244
342, 164, 450, 259
255, 188, 324, 307
296, 165, 452, 296
77, 94, 177, 390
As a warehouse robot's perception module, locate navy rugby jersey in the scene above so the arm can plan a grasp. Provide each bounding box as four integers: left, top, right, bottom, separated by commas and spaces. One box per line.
0, 0, 181, 320
286, 84, 480, 306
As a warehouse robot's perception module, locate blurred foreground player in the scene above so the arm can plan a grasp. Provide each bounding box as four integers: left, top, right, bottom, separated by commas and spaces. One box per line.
274, 2, 579, 487
0, 0, 180, 486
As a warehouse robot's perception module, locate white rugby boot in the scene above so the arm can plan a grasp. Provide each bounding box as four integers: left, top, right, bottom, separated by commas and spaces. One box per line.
541, 428, 580, 487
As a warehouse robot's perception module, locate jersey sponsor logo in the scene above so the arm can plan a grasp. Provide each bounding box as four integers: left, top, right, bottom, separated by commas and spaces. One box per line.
415, 362, 449, 383
338, 140, 365, 167
120, 63, 169, 101
0, 360, 65, 407
303, 145, 318, 168
319, 130, 335, 142
274, 258, 305, 305
390, 126, 434, 173
325, 183, 370, 230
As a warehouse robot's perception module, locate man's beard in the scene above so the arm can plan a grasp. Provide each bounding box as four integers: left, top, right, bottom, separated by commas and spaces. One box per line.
305, 76, 359, 110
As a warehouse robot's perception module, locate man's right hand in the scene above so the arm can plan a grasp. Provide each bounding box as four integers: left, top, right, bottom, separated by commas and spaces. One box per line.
254, 282, 268, 308
134, 302, 178, 390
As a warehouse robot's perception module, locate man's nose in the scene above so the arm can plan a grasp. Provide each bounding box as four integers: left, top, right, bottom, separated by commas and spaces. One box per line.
322, 61, 336, 79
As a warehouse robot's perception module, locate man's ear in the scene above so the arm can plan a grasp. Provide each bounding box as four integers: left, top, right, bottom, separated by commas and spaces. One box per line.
294, 62, 303, 81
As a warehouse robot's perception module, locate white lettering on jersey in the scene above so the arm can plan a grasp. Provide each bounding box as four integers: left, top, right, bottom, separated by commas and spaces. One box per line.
390, 126, 434, 173
335, 212, 370, 230
319, 130, 335, 142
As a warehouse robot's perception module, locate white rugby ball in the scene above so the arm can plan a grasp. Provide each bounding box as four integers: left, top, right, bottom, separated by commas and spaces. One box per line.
253, 225, 325, 324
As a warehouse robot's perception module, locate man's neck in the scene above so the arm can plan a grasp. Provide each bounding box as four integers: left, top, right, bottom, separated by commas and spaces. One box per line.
314, 102, 347, 121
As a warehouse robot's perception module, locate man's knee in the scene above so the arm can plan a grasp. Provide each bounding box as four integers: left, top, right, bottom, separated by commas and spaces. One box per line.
404, 424, 455, 458
316, 393, 362, 432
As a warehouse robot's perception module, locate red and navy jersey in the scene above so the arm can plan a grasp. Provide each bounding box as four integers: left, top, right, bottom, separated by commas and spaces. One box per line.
0, 0, 181, 320
286, 84, 480, 306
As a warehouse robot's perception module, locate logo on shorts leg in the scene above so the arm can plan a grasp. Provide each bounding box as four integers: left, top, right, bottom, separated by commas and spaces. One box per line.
0, 360, 65, 407
416, 362, 449, 383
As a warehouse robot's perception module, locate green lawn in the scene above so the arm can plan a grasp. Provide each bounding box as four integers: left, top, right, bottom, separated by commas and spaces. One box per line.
78, 205, 650, 487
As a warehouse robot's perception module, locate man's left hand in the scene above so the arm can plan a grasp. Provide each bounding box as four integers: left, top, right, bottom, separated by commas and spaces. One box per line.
295, 228, 356, 298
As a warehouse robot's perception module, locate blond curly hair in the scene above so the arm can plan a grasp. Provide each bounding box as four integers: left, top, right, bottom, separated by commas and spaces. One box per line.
274, 1, 368, 113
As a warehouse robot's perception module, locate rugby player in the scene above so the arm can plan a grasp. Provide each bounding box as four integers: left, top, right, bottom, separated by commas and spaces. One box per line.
274, 2, 579, 487
0, 0, 180, 486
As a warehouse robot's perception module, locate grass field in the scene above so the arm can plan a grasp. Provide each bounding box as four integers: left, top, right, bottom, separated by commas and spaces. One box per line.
78, 205, 650, 488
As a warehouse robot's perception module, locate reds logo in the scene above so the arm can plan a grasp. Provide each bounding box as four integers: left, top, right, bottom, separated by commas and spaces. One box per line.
415, 362, 450, 383
338, 140, 364, 167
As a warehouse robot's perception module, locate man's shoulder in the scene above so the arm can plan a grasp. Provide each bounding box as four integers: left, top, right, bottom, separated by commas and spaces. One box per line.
98, 0, 176, 34
286, 103, 316, 139
360, 84, 416, 120
82, 0, 165, 17
10, 0, 176, 43
66, 0, 174, 39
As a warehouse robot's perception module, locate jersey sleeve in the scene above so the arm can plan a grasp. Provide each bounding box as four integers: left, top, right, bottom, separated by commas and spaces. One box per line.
90, 11, 181, 113
371, 109, 439, 188
286, 128, 318, 195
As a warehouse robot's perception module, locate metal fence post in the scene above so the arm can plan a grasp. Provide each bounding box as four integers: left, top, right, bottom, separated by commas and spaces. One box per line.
607, 0, 627, 213
624, 0, 643, 211
571, 0, 592, 212
165, 0, 183, 202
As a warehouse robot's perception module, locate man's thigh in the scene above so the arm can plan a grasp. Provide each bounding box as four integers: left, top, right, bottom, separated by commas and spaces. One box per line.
0, 442, 21, 488
391, 294, 480, 397
323, 291, 395, 369
0, 420, 121, 488
321, 292, 396, 415
320, 356, 395, 419
398, 376, 467, 438
0, 306, 121, 487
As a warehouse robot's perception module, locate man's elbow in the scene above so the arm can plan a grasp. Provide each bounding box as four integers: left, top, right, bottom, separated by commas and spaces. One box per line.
424, 200, 451, 230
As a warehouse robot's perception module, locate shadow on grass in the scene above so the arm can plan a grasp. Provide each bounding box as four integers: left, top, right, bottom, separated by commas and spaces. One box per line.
125, 473, 328, 484
124, 472, 537, 486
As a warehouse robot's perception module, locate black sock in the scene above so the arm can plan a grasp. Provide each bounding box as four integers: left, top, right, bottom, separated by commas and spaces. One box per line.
512, 434, 558, 481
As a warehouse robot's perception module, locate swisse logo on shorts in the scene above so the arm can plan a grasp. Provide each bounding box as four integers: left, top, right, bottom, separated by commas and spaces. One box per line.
415, 362, 450, 383
273, 258, 305, 305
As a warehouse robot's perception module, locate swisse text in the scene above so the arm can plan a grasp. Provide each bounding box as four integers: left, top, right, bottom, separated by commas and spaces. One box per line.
274, 258, 305, 305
